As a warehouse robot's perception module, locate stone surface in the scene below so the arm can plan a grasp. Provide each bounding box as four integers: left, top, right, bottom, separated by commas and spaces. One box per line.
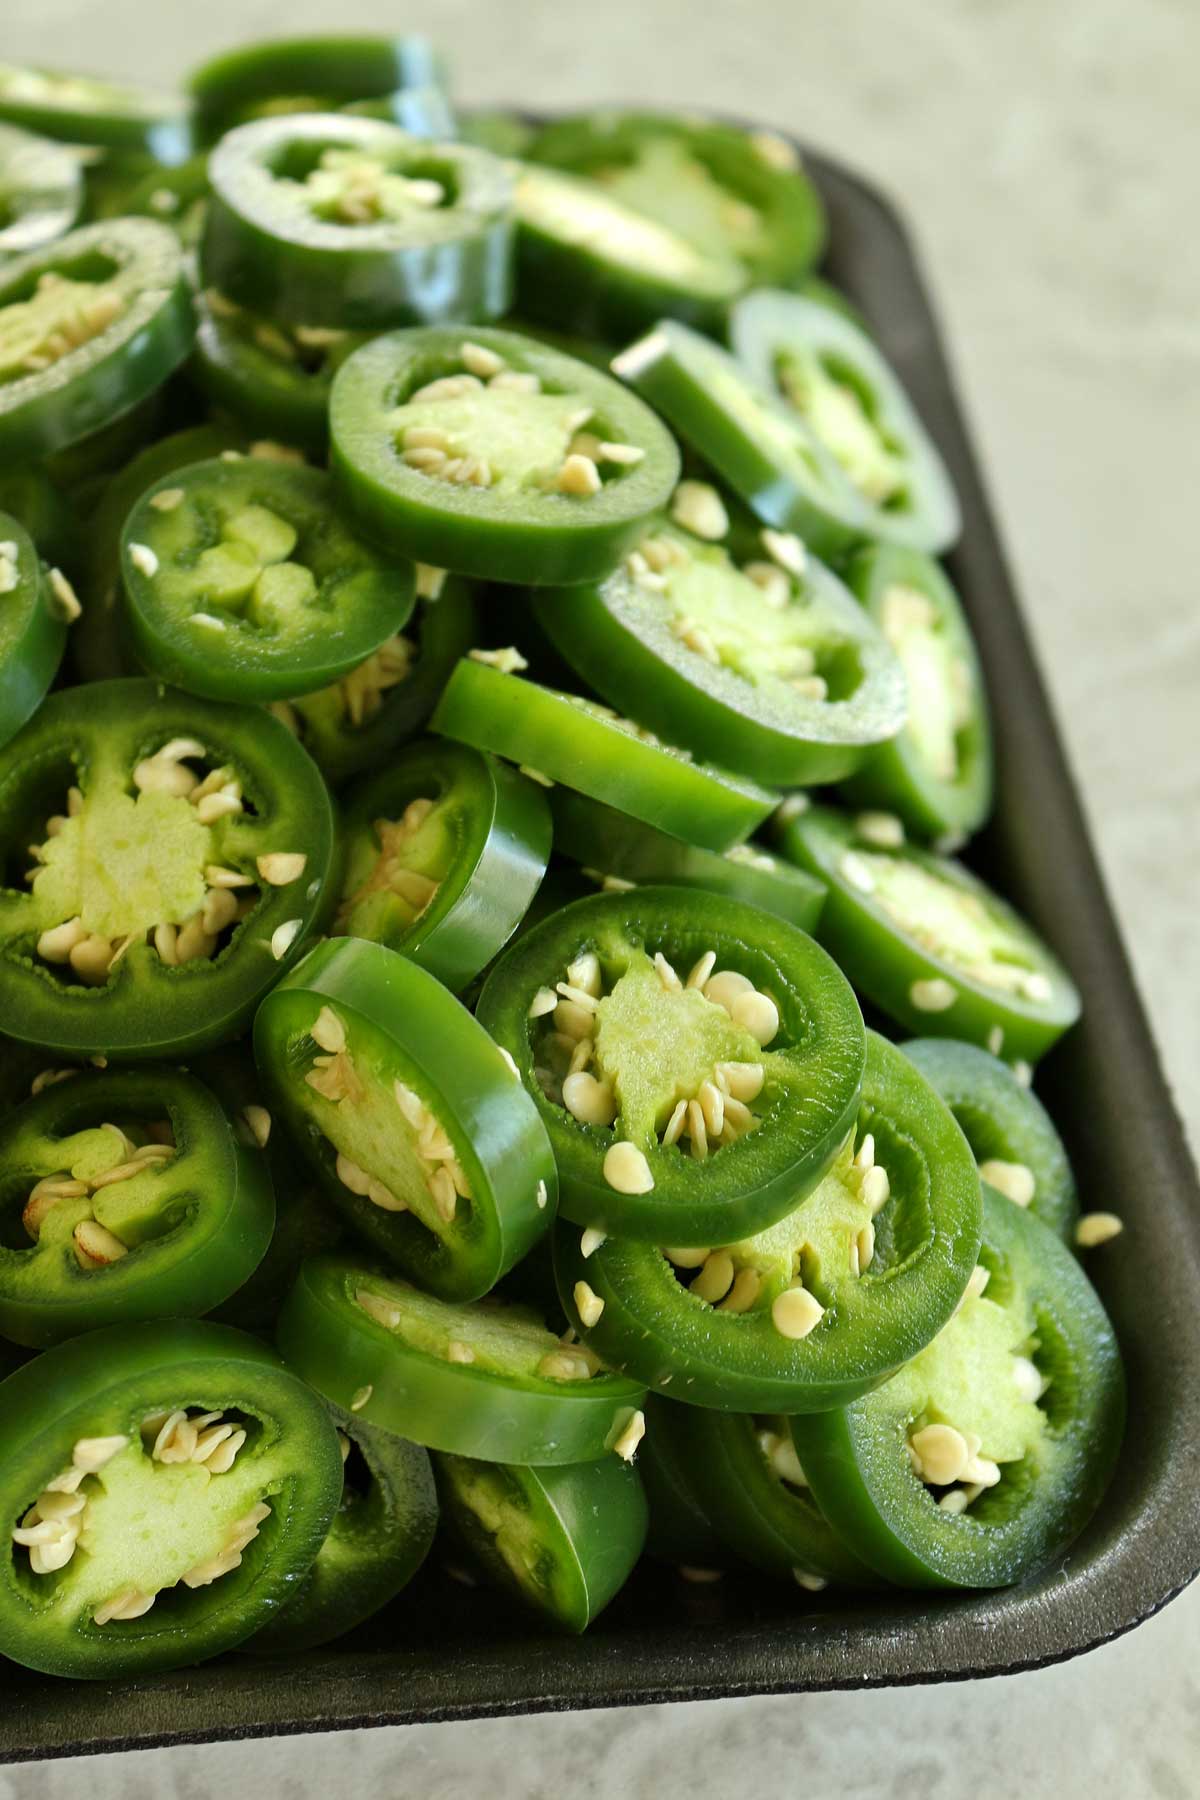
3, 0, 1197, 1793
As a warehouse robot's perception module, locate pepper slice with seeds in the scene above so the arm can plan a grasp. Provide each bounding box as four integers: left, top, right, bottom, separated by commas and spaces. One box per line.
0, 510, 68, 752
0, 63, 192, 162
730, 290, 960, 554
432, 659, 776, 854
119, 456, 416, 703
188, 35, 446, 144
202, 114, 512, 330
249, 1406, 437, 1654
902, 1037, 1078, 1241
0, 1066, 275, 1348
553, 1031, 981, 1412
255, 937, 557, 1300
0, 1320, 342, 1678
335, 737, 552, 993
331, 324, 681, 586
189, 287, 365, 454
532, 506, 907, 787
476, 886, 864, 1246
775, 802, 1081, 1064
0, 122, 82, 257
435, 1450, 647, 1633
0, 218, 195, 460
790, 1185, 1124, 1587
276, 1253, 648, 1466
0, 678, 335, 1058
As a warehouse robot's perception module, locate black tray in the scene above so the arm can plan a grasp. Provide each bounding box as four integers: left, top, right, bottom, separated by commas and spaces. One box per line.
4, 141, 1199, 1767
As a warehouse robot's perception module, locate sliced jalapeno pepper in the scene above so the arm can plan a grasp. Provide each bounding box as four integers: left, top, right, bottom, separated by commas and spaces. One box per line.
0, 511, 67, 752
277, 1253, 647, 1465
0, 219, 194, 460
533, 504, 906, 787
838, 544, 992, 839
550, 789, 826, 936
120, 455, 416, 703
41, 388, 166, 502
190, 286, 364, 454
0, 678, 335, 1058
0, 64, 192, 163
432, 659, 775, 853
0, 1066, 275, 1348
113, 155, 211, 247
0, 123, 82, 256
902, 1037, 1078, 1241
335, 738, 551, 993
189, 36, 446, 143
650, 1401, 871, 1586
203, 115, 512, 331
0, 467, 77, 576
731, 290, 960, 553
249, 1407, 437, 1653
529, 112, 825, 290
553, 1031, 981, 1412
0, 1319, 342, 1678
775, 803, 1081, 1063
790, 1186, 1124, 1587
436, 1450, 646, 1632
255, 936, 557, 1300
345, 87, 457, 139
330, 325, 680, 585
279, 572, 476, 785
638, 1394, 727, 1567
477, 886, 864, 1245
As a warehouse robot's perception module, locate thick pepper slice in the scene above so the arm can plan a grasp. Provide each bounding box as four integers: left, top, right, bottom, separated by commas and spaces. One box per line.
0, 1320, 342, 1678
0, 63, 192, 162
335, 737, 551, 993
190, 286, 365, 454
436, 1450, 647, 1632
775, 802, 1081, 1064
0, 1066, 275, 1348
254, 936, 557, 1299
330, 325, 680, 585
790, 1187, 1124, 1587
0, 511, 67, 752
189, 35, 446, 143
476, 886, 864, 1245
119, 455, 416, 703
0, 678, 335, 1058
432, 658, 777, 853
638, 1394, 727, 1568
0, 122, 82, 256
553, 1031, 982, 1412
249, 1406, 437, 1653
202, 114, 513, 331
276, 1253, 648, 1466
0, 218, 194, 460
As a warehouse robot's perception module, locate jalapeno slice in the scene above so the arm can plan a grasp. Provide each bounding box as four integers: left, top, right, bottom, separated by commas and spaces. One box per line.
533, 504, 906, 787
0, 511, 67, 752
0, 219, 194, 460
612, 320, 872, 561
0, 123, 82, 256
0, 1066, 275, 1348
902, 1038, 1078, 1241
839, 544, 993, 839
330, 326, 680, 586
202, 115, 512, 331
0, 64, 192, 163
277, 1253, 647, 1466
0, 678, 335, 1058
436, 1450, 647, 1632
790, 1187, 1124, 1588
120, 455, 416, 703
189, 36, 446, 143
432, 659, 775, 853
550, 789, 826, 936
649, 1401, 871, 1586
731, 290, 960, 554
638, 1395, 727, 1567
249, 1407, 437, 1653
255, 937, 557, 1300
0, 468, 76, 577
191, 287, 364, 454
529, 112, 825, 290
0, 1319, 342, 1678
477, 886, 864, 1245
279, 572, 476, 785
114, 155, 211, 247
776, 803, 1081, 1063
556, 1032, 980, 1412
335, 738, 551, 993
345, 87, 457, 140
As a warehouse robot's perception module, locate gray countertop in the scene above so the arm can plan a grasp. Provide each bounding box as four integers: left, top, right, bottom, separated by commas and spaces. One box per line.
4, 1, 1198, 1793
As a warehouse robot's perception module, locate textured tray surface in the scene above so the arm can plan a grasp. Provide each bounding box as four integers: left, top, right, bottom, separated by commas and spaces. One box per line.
2, 145, 1197, 1765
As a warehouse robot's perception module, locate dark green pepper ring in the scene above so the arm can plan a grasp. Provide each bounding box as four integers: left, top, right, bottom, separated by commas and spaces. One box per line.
0, 62, 192, 162
189, 35, 446, 143
0, 510, 67, 753
189, 285, 364, 454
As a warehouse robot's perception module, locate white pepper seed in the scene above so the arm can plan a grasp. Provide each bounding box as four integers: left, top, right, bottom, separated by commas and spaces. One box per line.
603, 1141, 654, 1195
771, 1285, 824, 1340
